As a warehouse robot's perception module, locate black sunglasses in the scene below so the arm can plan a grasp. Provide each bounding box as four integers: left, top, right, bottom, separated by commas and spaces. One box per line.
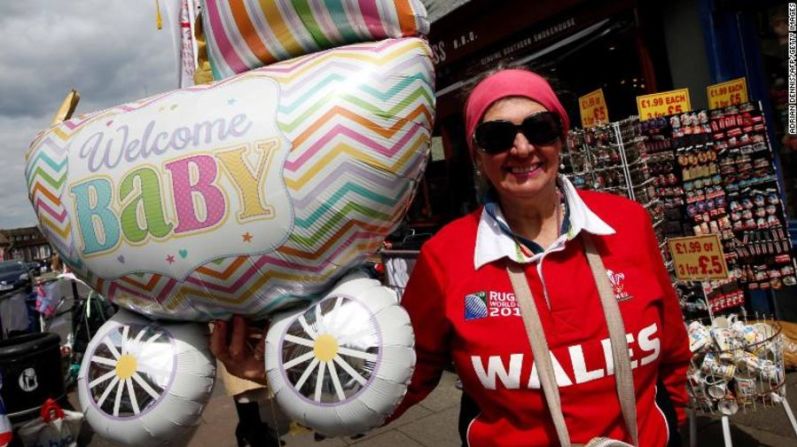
473, 111, 563, 154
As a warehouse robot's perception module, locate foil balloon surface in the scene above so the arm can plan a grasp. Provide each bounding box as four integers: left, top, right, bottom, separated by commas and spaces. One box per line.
77, 310, 216, 445
202, 0, 429, 79
266, 272, 415, 436
25, 37, 434, 320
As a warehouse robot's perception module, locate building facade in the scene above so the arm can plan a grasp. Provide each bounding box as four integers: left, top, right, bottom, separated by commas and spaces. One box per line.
0, 227, 52, 262
408, 0, 795, 246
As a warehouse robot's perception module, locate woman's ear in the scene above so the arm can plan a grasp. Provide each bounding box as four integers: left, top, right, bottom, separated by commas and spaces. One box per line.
555, 148, 565, 171
470, 147, 481, 171
473, 159, 484, 178
471, 154, 490, 200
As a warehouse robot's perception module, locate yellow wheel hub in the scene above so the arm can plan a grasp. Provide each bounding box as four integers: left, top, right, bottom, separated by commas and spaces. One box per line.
313, 334, 339, 362
115, 354, 138, 380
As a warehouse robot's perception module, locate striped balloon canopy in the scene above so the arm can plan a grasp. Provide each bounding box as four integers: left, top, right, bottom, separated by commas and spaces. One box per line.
25, 37, 434, 320
202, 0, 429, 79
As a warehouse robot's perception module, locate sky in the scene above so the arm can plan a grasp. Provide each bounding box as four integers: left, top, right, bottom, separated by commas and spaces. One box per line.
0, 1, 178, 229
0, 0, 466, 231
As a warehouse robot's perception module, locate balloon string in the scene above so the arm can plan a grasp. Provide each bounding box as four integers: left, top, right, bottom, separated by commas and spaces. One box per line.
154, 0, 163, 30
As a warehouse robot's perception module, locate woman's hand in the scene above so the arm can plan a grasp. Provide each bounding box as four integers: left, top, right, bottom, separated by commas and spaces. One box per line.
209, 315, 269, 385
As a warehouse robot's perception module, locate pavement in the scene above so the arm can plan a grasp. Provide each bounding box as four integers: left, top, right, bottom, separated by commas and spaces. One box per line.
65, 371, 461, 447
60, 370, 797, 447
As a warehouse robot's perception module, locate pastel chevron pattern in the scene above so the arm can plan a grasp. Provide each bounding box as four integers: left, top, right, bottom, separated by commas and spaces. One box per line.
25, 37, 434, 321
202, 0, 429, 79
25, 92, 174, 276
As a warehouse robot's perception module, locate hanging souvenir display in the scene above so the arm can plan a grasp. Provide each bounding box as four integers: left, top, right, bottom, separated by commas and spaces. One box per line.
665, 110, 745, 314
710, 103, 797, 290
564, 118, 665, 250
567, 99, 796, 317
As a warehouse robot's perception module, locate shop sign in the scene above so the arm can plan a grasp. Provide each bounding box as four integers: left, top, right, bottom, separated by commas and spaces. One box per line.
430, 31, 479, 65
636, 88, 692, 121
579, 88, 609, 128
668, 234, 729, 281
706, 77, 748, 109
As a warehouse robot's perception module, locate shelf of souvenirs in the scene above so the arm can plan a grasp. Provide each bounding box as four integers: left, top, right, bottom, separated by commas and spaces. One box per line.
703, 280, 746, 314
690, 219, 737, 249
636, 135, 674, 156
688, 220, 796, 291
732, 231, 792, 258
569, 180, 659, 199
568, 155, 653, 177
739, 263, 797, 290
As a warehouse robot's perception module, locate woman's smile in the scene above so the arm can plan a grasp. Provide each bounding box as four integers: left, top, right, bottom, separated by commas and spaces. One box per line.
506, 162, 545, 182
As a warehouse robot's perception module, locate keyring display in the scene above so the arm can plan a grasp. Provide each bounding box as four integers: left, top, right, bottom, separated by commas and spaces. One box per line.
564, 102, 797, 306
563, 118, 665, 247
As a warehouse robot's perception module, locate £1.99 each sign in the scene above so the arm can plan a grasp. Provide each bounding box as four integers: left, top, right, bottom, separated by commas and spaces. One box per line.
636, 88, 692, 121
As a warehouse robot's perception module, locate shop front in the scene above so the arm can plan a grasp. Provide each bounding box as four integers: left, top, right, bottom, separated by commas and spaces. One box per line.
404, 0, 670, 232
407, 0, 795, 238
398, 0, 797, 317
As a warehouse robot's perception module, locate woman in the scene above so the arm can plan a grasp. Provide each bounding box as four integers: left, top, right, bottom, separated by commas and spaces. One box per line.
211, 318, 283, 447
385, 68, 691, 446
211, 68, 691, 446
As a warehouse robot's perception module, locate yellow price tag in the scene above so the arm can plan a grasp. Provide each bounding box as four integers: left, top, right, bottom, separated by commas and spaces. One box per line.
636, 88, 692, 121
668, 234, 729, 281
707, 77, 748, 109
579, 89, 609, 128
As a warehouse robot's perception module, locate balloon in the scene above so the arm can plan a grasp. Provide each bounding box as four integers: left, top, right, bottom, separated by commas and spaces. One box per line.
77, 310, 215, 445
265, 272, 415, 436
201, 0, 429, 79
25, 37, 434, 320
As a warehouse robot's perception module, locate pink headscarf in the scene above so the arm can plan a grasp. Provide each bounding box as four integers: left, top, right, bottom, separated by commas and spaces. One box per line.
464, 69, 570, 151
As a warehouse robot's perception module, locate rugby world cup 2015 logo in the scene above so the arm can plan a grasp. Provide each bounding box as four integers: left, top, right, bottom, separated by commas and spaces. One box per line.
464, 292, 488, 320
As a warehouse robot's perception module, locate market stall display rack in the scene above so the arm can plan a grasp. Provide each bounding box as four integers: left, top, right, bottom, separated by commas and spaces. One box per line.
666, 110, 746, 316
564, 117, 664, 234
709, 103, 797, 292
631, 103, 797, 317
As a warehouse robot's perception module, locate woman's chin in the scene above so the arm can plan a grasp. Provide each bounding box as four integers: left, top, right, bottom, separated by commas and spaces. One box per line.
496, 172, 558, 199
496, 184, 545, 200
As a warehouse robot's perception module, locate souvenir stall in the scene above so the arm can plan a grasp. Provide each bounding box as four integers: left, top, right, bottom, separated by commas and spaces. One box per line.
565, 103, 797, 309
563, 100, 797, 445
565, 118, 664, 231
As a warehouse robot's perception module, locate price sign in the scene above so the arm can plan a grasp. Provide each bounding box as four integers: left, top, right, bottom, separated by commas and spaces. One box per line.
636, 88, 692, 121
579, 89, 609, 128
667, 234, 729, 281
707, 77, 748, 109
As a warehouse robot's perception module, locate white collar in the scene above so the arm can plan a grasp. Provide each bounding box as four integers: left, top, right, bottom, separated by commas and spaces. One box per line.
473, 175, 615, 269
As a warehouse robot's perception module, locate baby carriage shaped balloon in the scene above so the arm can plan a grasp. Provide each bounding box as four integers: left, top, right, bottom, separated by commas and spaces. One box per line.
24, 0, 433, 444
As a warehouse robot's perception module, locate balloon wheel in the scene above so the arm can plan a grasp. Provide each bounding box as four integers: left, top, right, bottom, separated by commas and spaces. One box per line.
84, 323, 175, 418
279, 296, 381, 405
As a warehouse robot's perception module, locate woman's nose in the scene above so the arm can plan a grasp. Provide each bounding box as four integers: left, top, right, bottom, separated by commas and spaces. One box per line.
510, 131, 534, 157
